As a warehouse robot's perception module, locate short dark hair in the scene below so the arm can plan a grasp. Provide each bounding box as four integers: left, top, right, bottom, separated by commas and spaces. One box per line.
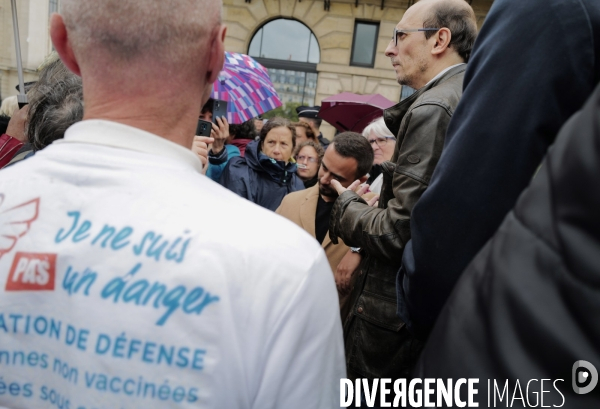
259, 117, 297, 149
201, 98, 214, 115
230, 119, 256, 140
331, 132, 374, 178
423, 2, 477, 63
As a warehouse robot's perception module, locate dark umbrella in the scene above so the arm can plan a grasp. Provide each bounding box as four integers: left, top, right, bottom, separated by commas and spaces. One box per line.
10, 0, 28, 108
319, 92, 395, 133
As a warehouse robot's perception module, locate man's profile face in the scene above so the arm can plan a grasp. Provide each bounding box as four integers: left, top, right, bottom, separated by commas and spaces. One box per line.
385, 4, 432, 89
318, 144, 359, 200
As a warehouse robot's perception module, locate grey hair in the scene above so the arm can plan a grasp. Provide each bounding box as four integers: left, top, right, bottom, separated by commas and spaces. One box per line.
362, 117, 395, 139
60, 0, 222, 65
27, 58, 83, 151
422, 0, 478, 63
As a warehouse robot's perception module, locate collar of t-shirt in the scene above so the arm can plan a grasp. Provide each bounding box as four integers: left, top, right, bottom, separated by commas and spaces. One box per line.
425, 63, 466, 87
54, 119, 203, 172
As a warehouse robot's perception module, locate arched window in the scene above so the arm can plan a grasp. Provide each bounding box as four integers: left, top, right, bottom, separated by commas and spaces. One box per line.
248, 19, 320, 107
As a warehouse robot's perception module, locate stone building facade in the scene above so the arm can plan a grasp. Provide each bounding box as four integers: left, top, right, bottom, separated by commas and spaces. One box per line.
223, 0, 492, 137
1, 0, 492, 137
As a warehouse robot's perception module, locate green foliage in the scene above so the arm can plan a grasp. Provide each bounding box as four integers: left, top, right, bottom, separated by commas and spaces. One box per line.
262, 102, 302, 122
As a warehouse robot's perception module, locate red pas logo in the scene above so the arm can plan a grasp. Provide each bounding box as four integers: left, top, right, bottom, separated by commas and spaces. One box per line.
0, 194, 40, 260
5, 252, 57, 291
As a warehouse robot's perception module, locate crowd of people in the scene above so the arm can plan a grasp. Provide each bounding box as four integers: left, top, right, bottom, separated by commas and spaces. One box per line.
0, 0, 599, 407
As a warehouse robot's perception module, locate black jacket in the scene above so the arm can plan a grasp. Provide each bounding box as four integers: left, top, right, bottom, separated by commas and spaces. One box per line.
414, 82, 600, 409
399, 0, 600, 339
220, 140, 304, 211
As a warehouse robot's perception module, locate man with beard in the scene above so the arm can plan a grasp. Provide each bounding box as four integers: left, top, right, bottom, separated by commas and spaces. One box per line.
277, 132, 373, 317
327, 0, 477, 386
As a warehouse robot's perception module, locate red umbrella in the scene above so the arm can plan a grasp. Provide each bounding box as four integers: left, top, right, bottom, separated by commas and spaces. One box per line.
319, 92, 395, 133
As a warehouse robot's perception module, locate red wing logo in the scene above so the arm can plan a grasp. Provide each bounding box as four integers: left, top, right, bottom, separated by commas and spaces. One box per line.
0, 194, 40, 260
5, 252, 57, 291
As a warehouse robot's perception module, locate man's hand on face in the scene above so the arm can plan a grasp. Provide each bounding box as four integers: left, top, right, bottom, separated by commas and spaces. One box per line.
210, 116, 229, 155
192, 135, 214, 175
6, 105, 29, 143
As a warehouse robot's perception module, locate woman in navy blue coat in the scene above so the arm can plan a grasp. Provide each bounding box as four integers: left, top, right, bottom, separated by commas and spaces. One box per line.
220, 117, 305, 211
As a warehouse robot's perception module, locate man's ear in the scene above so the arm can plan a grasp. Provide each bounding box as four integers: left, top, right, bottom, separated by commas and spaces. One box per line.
359, 175, 368, 184
206, 25, 227, 85
50, 13, 81, 76
431, 27, 452, 56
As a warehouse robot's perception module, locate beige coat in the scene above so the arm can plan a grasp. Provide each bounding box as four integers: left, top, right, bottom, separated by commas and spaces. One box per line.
276, 184, 349, 274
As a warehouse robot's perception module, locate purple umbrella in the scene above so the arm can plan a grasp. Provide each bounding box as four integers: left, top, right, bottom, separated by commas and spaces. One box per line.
319, 92, 396, 133
211, 52, 281, 124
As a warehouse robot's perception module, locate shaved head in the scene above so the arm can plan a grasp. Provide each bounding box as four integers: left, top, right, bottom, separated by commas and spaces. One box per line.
61, 0, 222, 67
414, 0, 475, 16
416, 0, 474, 10
51, 0, 227, 148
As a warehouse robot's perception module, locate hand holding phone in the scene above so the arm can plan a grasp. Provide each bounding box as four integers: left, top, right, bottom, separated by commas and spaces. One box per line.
196, 119, 212, 137
192, 135, 213, 174
212, 99, 228, 124
210, 116, 229, 155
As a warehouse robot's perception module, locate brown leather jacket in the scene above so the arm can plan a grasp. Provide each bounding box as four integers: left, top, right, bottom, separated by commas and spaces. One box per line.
329, 65, 466, 380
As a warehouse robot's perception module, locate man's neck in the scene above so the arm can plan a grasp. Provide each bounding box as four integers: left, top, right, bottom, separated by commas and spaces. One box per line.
79, 64, 207, 149
424, 63, 465, 88
416, 56, 465, 89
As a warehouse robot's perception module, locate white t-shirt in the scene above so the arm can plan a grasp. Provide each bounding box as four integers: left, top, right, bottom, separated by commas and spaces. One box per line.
0, 120, 345, 409
369, 174, 383, 195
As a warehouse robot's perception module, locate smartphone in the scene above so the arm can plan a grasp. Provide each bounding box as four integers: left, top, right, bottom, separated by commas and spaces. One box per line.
212, 99, 228, 124
196, 119, 212, 136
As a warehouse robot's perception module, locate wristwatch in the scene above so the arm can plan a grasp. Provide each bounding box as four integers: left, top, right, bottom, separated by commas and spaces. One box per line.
350, 247, 362, 254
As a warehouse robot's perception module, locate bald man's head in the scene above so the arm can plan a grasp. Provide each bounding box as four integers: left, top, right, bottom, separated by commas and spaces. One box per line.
60, 0, 222, 67
416, 0, 477, 62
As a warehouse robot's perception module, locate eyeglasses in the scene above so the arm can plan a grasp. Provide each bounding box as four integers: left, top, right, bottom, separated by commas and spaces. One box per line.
296, 155, 318, 163
368, 136, 396, 147
392, 28, 440, 46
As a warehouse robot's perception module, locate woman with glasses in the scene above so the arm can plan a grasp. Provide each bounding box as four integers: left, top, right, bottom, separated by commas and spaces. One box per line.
294, 140, 324, 188
362, 117, 396, 194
